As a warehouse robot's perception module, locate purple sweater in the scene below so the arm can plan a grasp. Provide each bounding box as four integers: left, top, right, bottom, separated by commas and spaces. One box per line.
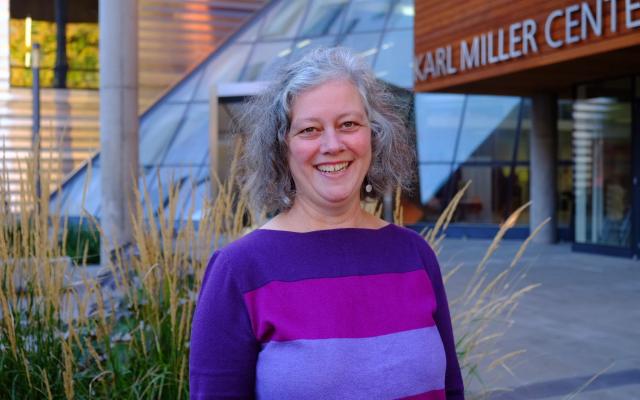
189, 224, 464, 399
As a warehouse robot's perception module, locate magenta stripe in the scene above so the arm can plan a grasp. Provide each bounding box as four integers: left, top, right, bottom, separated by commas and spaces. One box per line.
243, 269, 436, 342
397, 389, 446, 400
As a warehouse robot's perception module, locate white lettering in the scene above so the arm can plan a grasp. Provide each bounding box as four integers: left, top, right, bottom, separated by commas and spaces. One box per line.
626, 0, 640, 28
509, 22, 523, 58
481, 33, 487, 65
460, 37, 480, 70
487, 31, 500, 63
608, 0, 618, 32
582, 0, 603, 39
446, 45, 457, 74
523, 19, 539, 53
425, 52, 436, 78
545, 9, 564, 48
565, 4, 581, 44
497, 28, 509, 61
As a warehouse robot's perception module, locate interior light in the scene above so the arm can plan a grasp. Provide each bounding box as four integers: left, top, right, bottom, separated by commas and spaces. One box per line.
296, 39, 311, 49
25, 16, 32, 48
278, 48, 292, 58
357, 48, 378, 58
399, 5, 414, 17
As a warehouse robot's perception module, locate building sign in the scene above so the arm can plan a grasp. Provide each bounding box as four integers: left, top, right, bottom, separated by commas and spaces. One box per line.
414, 0, 640, 91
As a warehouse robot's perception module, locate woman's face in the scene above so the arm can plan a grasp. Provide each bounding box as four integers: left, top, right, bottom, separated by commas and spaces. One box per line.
287, 79, 372, 212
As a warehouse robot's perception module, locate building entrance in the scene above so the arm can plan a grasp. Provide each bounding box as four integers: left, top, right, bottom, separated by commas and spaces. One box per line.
573, 77, 636, 256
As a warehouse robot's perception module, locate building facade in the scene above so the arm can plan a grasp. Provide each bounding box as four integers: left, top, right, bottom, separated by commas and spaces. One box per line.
414, 0, 640, 256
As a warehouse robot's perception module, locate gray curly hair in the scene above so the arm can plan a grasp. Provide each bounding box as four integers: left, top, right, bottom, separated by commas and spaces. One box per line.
237, 47, 415, 215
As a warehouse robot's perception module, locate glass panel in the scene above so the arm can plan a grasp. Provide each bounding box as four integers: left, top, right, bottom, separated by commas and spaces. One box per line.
289, 36, 337, 62
574, 78, 632, 247
165, 67, 204, 103
241, 41, 293, 81
387, 0, 414, 29
453, 165, 529, 224
557, 165, 573, 227
558, 100, 574, 161
139, 103, 189, 166
299, 0, 349, 37
236, 15, 264, 42
258, 0, 308, 40
338, 32, 382, 67
415, 93, 465, 162
418, 163, 453, 207
517, 99, 531, 161
161, 104, 210, 166
194, 44, 252, 101
342, 0, 392, 34
141, 165, 204, 219
456, 96, 521, 163
374, 30, 413, 88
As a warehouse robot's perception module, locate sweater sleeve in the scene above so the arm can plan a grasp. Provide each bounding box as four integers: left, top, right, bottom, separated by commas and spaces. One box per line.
413, 237, 465, 400
189, 250, 259, 399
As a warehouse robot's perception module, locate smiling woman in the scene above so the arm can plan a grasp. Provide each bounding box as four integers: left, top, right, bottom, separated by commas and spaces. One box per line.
189, 47, 465, 399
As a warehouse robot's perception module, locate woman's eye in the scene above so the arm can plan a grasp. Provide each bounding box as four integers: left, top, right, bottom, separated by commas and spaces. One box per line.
342, 121, 358, 129
301, 127, 316, 134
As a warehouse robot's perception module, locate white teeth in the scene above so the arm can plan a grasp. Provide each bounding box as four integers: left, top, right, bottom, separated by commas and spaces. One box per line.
316, 162, 349, 173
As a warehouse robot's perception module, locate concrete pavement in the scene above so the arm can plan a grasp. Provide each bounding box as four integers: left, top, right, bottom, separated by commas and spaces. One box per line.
439, 238, 640, 399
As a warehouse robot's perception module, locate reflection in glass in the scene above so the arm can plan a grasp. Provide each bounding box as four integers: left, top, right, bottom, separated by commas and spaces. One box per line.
419, 164, 530, 224
342, 0, 391, 34
259, 0, 308, 40
415, 94, 465, 163
165, 68, 204, 103
241, 41, 293, 81
289, 37, 337, 62
299, 0, 349, 37
374, 30, 413, 88
557, 165, 573, 226
338, 32, 382, 66
161, 104, 210, 166
194, 44, 252, 101
574, 89, 631, 247
456, 96, 521, 163
387, 0, 414, 29
139, 103, 189, 166
557, 100, 574, 160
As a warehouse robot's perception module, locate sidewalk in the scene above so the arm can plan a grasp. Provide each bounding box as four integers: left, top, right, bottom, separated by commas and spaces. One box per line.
439, 238, 640, 399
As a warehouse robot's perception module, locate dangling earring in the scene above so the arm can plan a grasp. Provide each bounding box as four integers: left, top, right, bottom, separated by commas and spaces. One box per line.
365, 178, 373, 194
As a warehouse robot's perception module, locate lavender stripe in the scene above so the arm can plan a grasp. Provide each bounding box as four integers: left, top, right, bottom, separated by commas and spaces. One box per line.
255, 326, 446, 400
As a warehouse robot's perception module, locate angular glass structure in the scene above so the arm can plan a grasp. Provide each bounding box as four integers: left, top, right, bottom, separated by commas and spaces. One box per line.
53, 0, 563, 232
51, 0, 416, 221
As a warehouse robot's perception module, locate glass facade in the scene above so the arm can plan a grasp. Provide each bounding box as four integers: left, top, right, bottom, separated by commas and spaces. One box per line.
52, 0, 417, 220
574, 78, 633, 249
51, 0, 584, 244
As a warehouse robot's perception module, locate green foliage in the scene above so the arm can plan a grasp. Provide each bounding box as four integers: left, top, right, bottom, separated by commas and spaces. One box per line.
9, 19, 99, 88
63, 222, 100, 265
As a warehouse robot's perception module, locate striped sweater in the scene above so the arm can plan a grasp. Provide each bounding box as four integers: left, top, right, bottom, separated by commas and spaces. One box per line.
189, 224, 464, 399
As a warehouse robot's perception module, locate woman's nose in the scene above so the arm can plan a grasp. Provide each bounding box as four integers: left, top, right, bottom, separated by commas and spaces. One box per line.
320, 128, 345, 154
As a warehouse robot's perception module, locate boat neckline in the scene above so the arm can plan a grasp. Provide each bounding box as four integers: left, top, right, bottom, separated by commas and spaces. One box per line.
254, 223, 394, 235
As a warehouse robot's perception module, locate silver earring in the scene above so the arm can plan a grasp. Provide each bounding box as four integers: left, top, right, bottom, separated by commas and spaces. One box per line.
365, 182, 373, 193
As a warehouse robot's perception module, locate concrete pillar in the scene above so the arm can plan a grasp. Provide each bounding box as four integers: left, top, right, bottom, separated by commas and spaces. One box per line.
530, 93, 557, 243
99, 0, 138, 265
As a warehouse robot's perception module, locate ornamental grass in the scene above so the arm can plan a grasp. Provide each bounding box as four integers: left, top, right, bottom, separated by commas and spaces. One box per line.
1, 144, 541, 399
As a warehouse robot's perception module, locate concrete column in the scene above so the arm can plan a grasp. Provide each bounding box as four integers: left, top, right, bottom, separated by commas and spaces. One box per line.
530, 93, 557, 243
99, 0, 138, 265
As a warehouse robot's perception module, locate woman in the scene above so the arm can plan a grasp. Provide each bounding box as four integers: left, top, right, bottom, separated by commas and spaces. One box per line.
190, 47, 464, 399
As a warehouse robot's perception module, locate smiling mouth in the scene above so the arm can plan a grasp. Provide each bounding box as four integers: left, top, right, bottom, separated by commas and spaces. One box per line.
315, 161, 351, 174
